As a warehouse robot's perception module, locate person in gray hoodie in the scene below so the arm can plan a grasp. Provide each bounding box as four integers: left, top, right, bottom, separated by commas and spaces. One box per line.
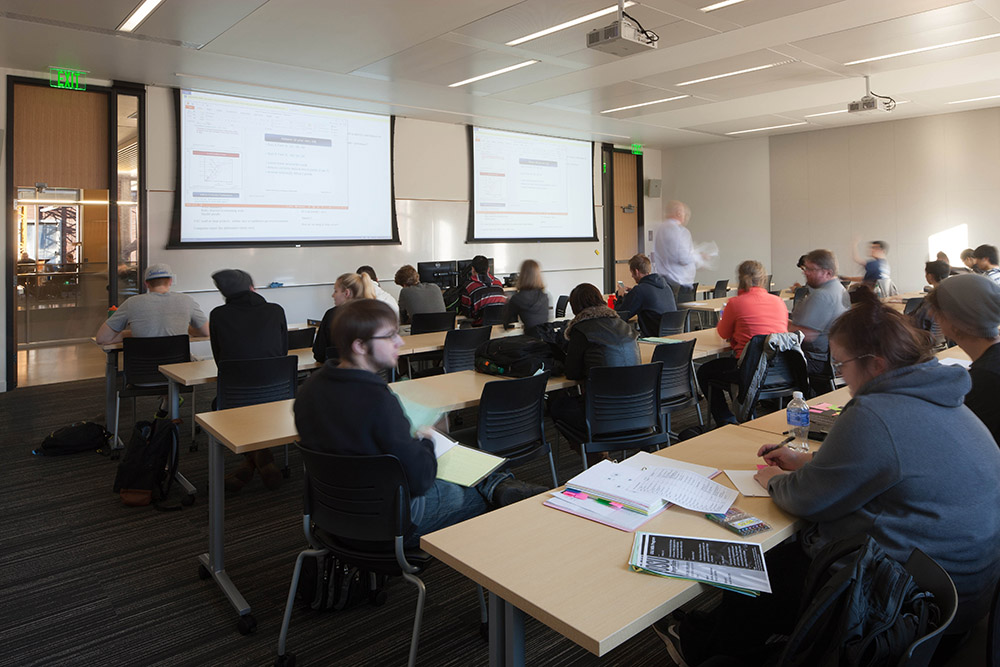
757, 290, 1000, 632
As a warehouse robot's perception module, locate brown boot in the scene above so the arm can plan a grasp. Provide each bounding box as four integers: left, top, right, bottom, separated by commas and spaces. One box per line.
224, 454, 256, 493
254, 448, 282, 491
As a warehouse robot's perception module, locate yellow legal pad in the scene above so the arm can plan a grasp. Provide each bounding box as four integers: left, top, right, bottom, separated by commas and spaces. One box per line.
429, 430, 507, 487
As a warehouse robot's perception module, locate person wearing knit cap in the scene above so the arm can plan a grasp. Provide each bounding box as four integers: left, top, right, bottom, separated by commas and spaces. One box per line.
926, 273, 1000, 444
210, 268, 289, 491
97, 263, 209, 344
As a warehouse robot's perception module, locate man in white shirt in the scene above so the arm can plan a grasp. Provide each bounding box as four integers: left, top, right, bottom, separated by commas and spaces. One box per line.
356, 265, 400, 318
652, 200, 705, 291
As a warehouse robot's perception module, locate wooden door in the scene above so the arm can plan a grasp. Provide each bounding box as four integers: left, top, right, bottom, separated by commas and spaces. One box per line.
612, 152, 639, 286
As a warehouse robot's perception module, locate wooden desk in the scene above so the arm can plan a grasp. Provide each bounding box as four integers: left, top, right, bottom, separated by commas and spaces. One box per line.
679, 291, 793, 315
420, 425, 796, 665
936, 346, 971, 363
738, 386, 853, 437
191, 369, 579, 630
638, 329, 731, 362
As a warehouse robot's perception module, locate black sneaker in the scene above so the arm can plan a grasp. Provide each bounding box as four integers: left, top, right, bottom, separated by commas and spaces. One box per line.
653, 619, 689, 667
491, 479, 547, 508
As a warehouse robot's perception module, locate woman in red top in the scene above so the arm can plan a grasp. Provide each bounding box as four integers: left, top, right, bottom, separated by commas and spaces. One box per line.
697, 260, 789, 426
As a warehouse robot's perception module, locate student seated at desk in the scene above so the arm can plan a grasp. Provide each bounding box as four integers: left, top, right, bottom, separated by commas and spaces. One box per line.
925, 273, 1000, 445
393, 264, 446, 325
294, 300, 545, 545
460, 255, 505, 327
209, 269, 288, 493
96, 263, 209, 344
312, 272, 376, 363
613, 253, 675, 336
696, 260, 789, 427
504, 259, 549, 335
659, 293, 1000, 666
356, 264, 399, 318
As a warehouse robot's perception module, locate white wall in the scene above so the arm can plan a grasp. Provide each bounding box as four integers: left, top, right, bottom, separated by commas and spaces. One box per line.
146, 88, 605, 322
770, 108, 1000, 293
659, 137, 772, 290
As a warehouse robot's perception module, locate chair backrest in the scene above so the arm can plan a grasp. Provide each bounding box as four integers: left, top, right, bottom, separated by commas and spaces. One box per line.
736, 334, 809, 407
651, 340, 697, 406
658, 310, 691, 336
898, 549, 958, 666
123, 335, 190, 387
766, 274, 773, 289
297, 446, 412, 543
287, 326, 316, 350
987, 579, 1000, 667
409, 311, 456, 334
793, 286, 809, 309
675, 282, 698, 304
476, 373, 548, 456
478, 304, 506, 326
443, 327, 492, 373
636, 310, 662, 338
903, 298, 924, 316
585, 363, 663, 438
712, 279, 729, 299
554, 294, 569, 318
217, 355, 298, 410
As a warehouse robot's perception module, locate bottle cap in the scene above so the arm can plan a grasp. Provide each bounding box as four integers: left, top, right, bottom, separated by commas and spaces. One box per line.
792, 391, 804, 400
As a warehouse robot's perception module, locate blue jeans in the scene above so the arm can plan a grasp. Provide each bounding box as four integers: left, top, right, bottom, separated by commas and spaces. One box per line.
406, 471, 512, 546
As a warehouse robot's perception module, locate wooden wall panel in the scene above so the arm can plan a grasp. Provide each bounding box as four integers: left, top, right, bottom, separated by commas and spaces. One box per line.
13, 85, 108, 190
613, 152, 638, 284
81, 189, 108, 266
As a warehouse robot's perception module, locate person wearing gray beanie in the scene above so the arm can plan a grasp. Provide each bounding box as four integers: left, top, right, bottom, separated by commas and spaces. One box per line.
926, 273, 1000, 445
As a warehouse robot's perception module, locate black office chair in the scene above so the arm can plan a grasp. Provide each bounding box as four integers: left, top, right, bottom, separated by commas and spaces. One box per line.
658, 310, 693, 336
903, 298, 925, 316
409, 311, 456, 334
675, 282, 698, 304
477, 305, 506, 327
898, 548, 958, 666
276, 449, 432, 667
793, 286, 809, 309
553, 363, 665, 469
712, 279, 729, 299
411, 327, 492, 378
554, 295, 569, 318
286, 327, 316, 350
636, 310, 664, 338
651, 341, 704, 446
114, 335, 197, 498
809, 348, 846, 395
451, 373, 558, 488
730, 334, 810, 421
987, 579, 1000, 667
217, 356, 298, 477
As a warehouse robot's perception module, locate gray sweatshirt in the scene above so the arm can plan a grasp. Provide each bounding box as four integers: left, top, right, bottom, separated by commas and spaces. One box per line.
768, 359, 1000, 629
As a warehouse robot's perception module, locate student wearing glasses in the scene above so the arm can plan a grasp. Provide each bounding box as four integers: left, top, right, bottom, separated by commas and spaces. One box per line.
787, 249, 850, 376
294, 300, 545, 544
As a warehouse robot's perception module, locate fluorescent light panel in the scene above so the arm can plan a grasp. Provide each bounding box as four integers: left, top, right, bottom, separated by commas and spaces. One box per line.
844, 32, 1000, 66
449, 60, 538, 87
676, 60, 795, 86
506, 2, 636, 46
601, 95, 689, 113
948, 93, 1000, 104
117, 0, 166, 32
804, 109, 847, 118
725, 122, 806, 136
700, 0, 748, 12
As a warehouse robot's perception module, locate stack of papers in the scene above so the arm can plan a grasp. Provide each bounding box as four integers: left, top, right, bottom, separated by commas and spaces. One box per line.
638, 337, 684, 345
629, 532, 771, 596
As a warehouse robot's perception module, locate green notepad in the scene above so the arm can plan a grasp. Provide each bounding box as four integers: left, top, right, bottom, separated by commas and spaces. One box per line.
396, 393, 443, 437
639, 337, 684, 345
429, 430, 507, 487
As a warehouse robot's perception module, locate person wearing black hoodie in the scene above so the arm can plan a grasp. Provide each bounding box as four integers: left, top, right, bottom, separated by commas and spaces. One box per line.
614, 253, 676, 336
209, 268, 288, 492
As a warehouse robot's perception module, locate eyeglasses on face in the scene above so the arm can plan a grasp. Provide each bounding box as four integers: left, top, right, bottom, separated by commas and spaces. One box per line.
831, 353, 875, 373
369, 331, 402, 342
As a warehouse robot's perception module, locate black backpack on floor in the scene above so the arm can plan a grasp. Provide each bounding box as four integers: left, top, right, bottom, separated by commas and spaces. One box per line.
33, 421, 110, 456
475, 334, 556, 378
297, 553, 388, 611
112, 419, 180, 508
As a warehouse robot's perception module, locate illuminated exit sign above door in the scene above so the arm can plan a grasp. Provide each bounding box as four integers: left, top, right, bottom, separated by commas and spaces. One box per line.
49, 67, 87, 91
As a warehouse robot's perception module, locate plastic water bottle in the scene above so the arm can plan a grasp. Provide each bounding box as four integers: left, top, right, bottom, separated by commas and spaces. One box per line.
785, 391, 810, 453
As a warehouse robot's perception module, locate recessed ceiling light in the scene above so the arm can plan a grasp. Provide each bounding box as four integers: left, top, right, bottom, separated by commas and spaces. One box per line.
448, 60, 539, 88
601, 95, 689, 113
506, 2, 636, 46
700, 0, 748, 12
117, 0, 166, 32
947, 93, 1000, 104
804, 109, 848, 118
676, 60, 796, 86
844, 32, 1000, 66
725, 122, 807, 136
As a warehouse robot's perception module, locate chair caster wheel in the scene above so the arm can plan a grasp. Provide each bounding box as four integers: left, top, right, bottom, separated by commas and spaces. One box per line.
198, 564, 211, 581
182, 494, 195, 506
237, 614, 257, 635
369, 589, 387, 606
275, 653, 296, 667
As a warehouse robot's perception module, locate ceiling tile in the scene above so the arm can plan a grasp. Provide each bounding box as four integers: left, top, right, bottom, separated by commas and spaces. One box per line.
352, 39, 481, 80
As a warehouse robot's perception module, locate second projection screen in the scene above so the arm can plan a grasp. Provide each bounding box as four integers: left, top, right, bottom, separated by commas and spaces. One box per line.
470, 127, 595, 241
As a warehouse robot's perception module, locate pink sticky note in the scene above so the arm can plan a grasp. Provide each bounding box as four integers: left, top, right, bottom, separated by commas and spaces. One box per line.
756, 464, 769, 470
609, 501, 623, 509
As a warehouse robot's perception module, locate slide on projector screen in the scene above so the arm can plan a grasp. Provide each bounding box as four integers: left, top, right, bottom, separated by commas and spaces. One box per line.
471, 127, 594, 241
179, 89, 393, 244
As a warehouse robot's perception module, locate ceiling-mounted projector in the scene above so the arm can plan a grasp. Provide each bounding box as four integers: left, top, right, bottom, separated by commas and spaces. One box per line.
587, 18, 657, 57
847, 76, 895, 114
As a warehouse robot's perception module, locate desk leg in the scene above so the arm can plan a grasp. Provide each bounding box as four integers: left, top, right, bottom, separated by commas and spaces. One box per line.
104, 349, 119, 436
199, 436, 254, 632
488, 592, 525, 667
168, 378, 180, 421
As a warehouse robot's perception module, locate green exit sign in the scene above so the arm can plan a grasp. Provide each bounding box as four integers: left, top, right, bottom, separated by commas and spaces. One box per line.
49, 67, 87, 91
631, 143, 643, 155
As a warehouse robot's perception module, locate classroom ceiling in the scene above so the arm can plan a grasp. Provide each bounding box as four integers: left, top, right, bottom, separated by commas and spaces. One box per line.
4, 0, 1000, 149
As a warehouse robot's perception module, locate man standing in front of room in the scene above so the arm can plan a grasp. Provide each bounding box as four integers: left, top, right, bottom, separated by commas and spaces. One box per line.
652, 200, 706, 292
